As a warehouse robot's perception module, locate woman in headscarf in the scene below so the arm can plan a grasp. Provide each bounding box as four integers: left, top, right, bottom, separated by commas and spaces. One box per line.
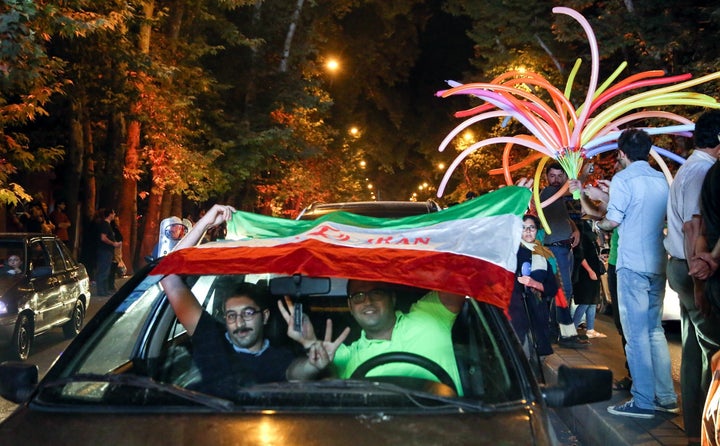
509, 214, 558, 359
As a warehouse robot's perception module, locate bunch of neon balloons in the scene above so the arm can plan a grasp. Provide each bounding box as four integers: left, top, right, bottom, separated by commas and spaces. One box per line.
435, 6, 720, 233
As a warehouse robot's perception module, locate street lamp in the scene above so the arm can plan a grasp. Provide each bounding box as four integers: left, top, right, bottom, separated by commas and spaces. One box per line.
326, 58, 340, 73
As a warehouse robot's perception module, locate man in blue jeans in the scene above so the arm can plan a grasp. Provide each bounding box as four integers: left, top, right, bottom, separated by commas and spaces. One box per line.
540, 163, 588, 348
595, 128, 677, 419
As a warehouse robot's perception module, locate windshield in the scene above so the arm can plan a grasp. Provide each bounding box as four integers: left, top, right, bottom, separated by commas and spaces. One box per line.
35, 273, 525, 411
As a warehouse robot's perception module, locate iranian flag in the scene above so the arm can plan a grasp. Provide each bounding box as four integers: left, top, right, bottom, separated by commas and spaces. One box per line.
152, 186, 531, 310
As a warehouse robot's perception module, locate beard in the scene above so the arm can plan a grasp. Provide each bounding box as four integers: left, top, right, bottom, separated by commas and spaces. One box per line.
230, 326, 260, 349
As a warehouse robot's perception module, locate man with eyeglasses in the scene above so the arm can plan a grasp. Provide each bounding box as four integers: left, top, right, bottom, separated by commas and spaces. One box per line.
281, 279, 465, 394
160, 205, 296, 399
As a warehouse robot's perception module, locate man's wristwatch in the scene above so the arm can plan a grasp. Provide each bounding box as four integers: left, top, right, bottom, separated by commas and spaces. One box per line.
593, 219, 604, 233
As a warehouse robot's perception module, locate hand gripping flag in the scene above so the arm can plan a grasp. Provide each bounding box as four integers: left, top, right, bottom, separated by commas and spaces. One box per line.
152, 186, 532, 311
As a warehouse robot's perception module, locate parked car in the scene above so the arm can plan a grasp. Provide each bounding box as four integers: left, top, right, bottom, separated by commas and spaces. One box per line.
596, 248, 681, 323
0, 195, 611, 445
297, 199, 442, 219
0, 234, 91, 360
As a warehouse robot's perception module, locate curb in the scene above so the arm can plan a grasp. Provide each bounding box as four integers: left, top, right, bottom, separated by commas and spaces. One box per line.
543, 349, 686, 445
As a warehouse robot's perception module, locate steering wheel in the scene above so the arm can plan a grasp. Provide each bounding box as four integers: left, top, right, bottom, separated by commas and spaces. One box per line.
350, 352, 457, 393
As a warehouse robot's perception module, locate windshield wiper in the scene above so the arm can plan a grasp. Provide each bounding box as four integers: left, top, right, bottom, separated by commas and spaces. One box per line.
39, 373, 234, 411
252, 379, 488, 412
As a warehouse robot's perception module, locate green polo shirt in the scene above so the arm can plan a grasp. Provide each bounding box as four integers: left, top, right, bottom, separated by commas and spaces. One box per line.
333, 291, 463, 395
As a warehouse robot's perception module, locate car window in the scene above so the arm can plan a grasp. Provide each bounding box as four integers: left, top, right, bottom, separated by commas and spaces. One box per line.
69, 275, 164, 376
57, 241, 78, 269
43, 239, 67, 273
0, 240, 26, 273
28, 241, 50, 270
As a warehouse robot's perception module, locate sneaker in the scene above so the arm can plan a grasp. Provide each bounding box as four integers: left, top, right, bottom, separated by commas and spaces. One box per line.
558, 335, 590, 349
655, 399, 680, 414
586, 329, 607, 338
607, 399, 655, 419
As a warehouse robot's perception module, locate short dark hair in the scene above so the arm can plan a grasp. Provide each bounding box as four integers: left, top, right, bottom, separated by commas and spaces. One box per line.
617, 128, 652, 161
523, 214, 541, 228
215, 279, 271, 311
545, 162, 564, 175
694, 110, 720, 149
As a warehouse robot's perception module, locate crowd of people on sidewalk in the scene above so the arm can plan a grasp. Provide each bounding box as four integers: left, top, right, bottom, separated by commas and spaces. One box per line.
505, 110, 720, 446
9, 198, 127, 296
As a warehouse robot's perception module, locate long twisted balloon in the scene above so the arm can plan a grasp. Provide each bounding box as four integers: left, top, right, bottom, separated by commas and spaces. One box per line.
435, 6, 720, 233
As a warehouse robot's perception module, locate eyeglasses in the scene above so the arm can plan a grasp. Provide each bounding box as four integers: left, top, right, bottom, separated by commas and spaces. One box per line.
348, 288, 390, 304
225, 307, 263, 323
522, 225, 537, 231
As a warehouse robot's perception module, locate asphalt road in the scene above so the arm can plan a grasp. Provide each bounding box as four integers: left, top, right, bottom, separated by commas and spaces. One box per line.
0, 292, 114, 421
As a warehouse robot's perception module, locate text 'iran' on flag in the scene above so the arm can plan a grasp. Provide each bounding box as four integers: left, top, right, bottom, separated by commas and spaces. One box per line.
152, 186, 532, 310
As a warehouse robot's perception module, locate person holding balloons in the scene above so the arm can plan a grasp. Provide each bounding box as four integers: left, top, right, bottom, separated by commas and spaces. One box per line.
595, 128, 677, 419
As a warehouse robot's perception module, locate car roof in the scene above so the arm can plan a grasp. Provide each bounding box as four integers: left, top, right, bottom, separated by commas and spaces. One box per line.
297, 200, 442, 220
0, 233, 53, 239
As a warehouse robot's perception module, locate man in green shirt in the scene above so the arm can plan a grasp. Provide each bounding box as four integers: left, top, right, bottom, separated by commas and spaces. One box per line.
283, 279, 465, 394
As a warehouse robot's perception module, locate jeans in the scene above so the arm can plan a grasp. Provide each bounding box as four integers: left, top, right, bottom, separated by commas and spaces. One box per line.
573, 304, 596, 330
548, 245, 573, 299
668, 257, 720, 438
617, 268, 676, 409
608, 264, 630, 377
95, 249, 113, 294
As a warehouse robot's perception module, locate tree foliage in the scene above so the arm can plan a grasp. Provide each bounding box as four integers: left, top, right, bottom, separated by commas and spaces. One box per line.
2, 0, 720, 265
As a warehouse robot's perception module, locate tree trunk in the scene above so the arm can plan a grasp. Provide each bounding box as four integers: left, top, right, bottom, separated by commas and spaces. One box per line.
67, 98, 85, 258
120, 118, 140, 272
279, 0, 305, 73
140, 186, 162, 260
120, 0, 154, 272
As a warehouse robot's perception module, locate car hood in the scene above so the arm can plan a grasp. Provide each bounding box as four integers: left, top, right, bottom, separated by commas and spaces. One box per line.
0, 407, 549, 445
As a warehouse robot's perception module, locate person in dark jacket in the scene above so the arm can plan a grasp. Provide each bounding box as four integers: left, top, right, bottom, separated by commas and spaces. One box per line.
509, 214, 558, 358
572, 219, 606, 338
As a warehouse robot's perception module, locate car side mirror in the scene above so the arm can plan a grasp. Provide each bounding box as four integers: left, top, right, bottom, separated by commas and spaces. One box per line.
0, 361, 38, 403
542, 365, 612, 407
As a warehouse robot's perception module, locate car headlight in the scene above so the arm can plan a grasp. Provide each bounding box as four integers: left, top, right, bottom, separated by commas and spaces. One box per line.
0, 301, 7, 314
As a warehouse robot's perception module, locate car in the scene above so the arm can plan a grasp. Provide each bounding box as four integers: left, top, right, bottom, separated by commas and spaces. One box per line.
596, 249, 681, 323
297, 199, 442, 220
0, 189, 611, 445
0, 234, 91, 360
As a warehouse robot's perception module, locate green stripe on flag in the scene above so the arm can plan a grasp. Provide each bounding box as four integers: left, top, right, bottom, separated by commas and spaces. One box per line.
226, 186, 531, 240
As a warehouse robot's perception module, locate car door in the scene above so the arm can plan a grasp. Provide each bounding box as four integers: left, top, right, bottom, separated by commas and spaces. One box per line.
28, 239, 62, 332
43, 238, 75, 323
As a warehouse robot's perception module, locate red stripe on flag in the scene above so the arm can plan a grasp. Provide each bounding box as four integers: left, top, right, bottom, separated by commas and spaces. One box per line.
152, 240, 513, 310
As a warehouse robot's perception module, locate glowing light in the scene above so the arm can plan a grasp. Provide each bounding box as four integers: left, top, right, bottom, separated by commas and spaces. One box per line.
326, 58, 340, 72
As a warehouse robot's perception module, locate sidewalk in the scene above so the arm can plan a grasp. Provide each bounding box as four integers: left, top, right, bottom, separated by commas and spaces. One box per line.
543, 316, 687, 446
